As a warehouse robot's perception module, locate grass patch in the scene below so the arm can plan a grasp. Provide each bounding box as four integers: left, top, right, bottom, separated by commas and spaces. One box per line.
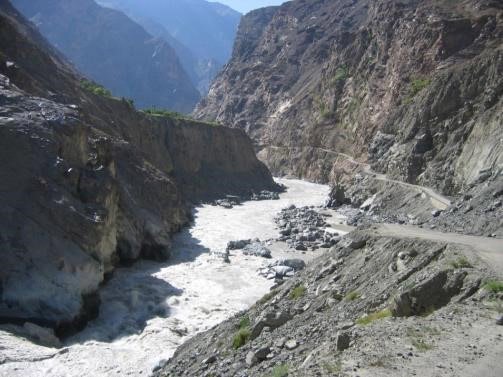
142, 108, 188, 120
80, 79, 112, 97
411, 338, 433, 351
404, 76, 431, 104
345, 291, 360, 301
407, 327, 435, 352
484, 280, 503, 294
322, 360, 341, 373
232, 328, 251, 349
267, 364, 289, 377
238, 315, 250, 330
450, 257, 472, 269
258, 291, 276, 305
356, 308, 391, 325
289, 284, 306, 300
331, 65, 348, 85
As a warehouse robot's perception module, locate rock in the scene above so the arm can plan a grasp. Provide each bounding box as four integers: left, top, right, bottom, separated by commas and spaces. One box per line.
431, 210, 442, 217
202, 355, 217, 365
275, 259, 306, 271
245, 347, 270, 366
226, 239, 252, 250
250, 310, 292, 339
23, 322, 61, 348
497, 316, 503, 326
274, 337, 287, 348
243, 242, 272, 258
336, 331, 351, 351
284, 339, 298, 350
272, 265, 294, 277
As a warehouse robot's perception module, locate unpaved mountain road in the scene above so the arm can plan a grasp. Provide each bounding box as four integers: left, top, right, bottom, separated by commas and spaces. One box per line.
316, 147, 452, 209
374, 223, 503, 274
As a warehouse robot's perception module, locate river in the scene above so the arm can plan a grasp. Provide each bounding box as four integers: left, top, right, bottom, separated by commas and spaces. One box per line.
0, 179, 332, 377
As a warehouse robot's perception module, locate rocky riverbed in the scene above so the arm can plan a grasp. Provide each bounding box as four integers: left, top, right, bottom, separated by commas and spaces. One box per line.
0, 179, 336, 377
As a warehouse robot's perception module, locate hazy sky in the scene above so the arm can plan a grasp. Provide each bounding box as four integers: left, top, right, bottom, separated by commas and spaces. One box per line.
211, 0, 286, 14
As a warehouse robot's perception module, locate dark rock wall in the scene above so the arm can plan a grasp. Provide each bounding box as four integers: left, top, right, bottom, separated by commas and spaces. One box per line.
0, 1, 276, 331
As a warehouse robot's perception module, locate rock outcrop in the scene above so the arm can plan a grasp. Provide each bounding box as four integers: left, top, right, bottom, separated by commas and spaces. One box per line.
0, 0, 277, 334
11, 0, 201, 112
195, 0, 503, 195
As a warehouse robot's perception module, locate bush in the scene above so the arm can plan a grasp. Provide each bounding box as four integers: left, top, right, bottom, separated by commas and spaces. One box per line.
289, 284, 306, 300
332, 66, 348, 84
80, 79, 112, 97
268, 364, 289, 377
142, 108, 187, 119
345, 291, 360, 301
238, 315, 250, 330
232, 328, 251, 349
356, 308, 391, 325
450, 257, 472, 269
484, 280, 503, 293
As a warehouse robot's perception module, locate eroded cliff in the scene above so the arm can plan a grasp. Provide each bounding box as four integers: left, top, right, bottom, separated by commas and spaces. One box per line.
195, 0, 502, 195
0, 0, 276, 333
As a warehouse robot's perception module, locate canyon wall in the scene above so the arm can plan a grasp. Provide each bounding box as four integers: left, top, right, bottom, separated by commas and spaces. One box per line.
195, 0, 503, 195
0, 0, 276, 333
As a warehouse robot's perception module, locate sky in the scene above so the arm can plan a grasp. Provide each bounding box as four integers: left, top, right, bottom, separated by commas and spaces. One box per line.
211, 0, 286, 14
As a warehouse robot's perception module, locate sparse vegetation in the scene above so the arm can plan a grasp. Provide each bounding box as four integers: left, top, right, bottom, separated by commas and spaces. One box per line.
238, 315, 250, 330
407, 327, 435, 352
322, 359, 342, 373
331, 65, 348, 85
411, 338, 433, 351
356, 308, 392, 325
258, 291, 276, 305
450, 257, 472, 269
345, 291, 361, 301
405, 76, 431, 103
232, 328, 251, 349
142, 108, 189, 120
268, 363, 289, 377
289, 284, 306, 300
80, 79, 112, 97
484, 280, 503, 294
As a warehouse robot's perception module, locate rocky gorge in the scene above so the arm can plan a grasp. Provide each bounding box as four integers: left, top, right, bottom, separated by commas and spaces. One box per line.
0, 0, 502, 376
0, 0, 277, 337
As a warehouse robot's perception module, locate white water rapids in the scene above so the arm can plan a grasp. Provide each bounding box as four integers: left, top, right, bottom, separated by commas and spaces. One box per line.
0, 179, 338, 377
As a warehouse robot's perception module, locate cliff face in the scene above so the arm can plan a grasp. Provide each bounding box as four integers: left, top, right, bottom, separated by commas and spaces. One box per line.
11, 0, 201, 112
0, 0, 276, 332
195, 0, 503, 194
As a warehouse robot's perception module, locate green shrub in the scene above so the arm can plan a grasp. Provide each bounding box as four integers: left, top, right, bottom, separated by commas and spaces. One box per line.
258, 291, 276, 305
289, 284, 306, 300
80, 79, 112, 97
142, 108, 187, 119
484, 280, 503, 294
450, 257, 472, 269
268, 364, 289, 377
405, 76, 431, 103
356, 308, 391, 325
232, 328, 251, 349
345, 291, 360, 301
332, 66, 348, 84
238, 315, 250, 330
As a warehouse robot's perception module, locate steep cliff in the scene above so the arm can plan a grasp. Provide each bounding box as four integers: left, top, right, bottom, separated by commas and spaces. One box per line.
11, 0, 201, 112
195, 0, 502, 195
0, 0, 276, 333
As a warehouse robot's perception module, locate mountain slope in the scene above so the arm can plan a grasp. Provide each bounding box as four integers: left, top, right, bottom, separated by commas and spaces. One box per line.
195, 0, 503, 195
97, 0, 241, 94
11, 0, 201, 112
0, 0, 276, 332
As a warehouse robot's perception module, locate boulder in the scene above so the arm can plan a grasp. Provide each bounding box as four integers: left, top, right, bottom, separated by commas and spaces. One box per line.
243, 242, 272, 258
